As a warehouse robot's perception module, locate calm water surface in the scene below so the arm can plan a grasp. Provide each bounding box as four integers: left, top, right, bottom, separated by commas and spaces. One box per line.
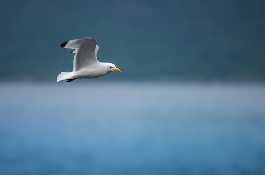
0, 82, 265, 175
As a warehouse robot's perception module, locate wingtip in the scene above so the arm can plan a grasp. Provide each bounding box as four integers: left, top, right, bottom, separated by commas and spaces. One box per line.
60, 41, 68, 48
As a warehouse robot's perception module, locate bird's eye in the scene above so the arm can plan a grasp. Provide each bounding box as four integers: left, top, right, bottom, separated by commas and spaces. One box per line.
110, 66, 113, 69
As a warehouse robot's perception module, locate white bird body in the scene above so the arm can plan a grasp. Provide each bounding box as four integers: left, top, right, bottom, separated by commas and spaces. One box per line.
57, 37, 121, 82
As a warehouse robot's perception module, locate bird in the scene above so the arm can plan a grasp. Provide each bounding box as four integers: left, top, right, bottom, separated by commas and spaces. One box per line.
57, 37, 121, 82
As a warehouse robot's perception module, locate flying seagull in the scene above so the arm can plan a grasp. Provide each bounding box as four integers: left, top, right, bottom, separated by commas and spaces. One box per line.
57, 37, 121, 82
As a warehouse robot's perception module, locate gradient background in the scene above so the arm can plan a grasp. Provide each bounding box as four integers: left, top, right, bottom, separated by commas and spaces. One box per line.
0, 0, 265, 81
0, 1, 265, 175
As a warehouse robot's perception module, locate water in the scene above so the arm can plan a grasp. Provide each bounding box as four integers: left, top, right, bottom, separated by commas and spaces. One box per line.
0, 82, 265, 175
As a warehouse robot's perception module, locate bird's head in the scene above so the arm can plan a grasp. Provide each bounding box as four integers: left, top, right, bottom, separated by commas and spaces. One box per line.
106, 63, 121, 73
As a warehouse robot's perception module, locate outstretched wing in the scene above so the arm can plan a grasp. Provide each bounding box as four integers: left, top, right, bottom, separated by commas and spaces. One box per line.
61, 37, 100, 71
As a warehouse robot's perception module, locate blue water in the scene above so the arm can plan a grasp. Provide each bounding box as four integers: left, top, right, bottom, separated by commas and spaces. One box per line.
0, 82, 265, 175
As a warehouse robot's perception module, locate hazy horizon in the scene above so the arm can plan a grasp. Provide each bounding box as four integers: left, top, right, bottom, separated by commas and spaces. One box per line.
1, 0, 265, 81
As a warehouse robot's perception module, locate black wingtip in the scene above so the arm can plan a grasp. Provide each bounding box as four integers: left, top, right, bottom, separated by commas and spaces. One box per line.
60, 41, 68, 48
66, 78, 76, 82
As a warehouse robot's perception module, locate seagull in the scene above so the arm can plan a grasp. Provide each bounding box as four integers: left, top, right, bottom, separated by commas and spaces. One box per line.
57, 37, 121, 82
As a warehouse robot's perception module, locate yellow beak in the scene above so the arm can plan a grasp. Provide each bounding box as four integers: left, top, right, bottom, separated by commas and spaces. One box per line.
114, 68, 121, 72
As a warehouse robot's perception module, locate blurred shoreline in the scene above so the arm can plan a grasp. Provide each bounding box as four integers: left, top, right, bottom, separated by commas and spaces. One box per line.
1, 78, 265, 86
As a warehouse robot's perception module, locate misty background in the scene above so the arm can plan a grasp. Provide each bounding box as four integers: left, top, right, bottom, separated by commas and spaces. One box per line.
0, 0, 265, 81
1, 1, 265, 175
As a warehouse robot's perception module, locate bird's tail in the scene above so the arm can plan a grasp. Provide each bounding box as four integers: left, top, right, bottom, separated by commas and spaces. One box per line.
57, 72, 75, 82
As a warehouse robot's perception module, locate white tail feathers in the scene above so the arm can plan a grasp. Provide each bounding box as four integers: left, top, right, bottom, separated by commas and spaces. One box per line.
57, 72, 75, 82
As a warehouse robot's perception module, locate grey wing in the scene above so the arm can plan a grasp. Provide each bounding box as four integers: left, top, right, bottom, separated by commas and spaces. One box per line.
61, 37, 99, 71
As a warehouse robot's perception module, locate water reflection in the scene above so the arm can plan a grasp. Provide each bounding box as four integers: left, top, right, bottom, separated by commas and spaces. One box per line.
0, 82, 265, 175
